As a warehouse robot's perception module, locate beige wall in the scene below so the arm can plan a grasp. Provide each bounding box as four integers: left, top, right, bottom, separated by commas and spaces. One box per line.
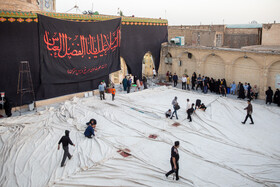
111, 57, 128, 84
204, 55, 225, 79
159, 44, 280, 99
262, 24, 280, 45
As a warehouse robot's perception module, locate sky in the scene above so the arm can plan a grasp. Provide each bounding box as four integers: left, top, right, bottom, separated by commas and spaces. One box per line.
56, 0, 280, 25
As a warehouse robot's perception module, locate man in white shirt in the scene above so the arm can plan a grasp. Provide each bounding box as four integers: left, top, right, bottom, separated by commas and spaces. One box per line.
181, 75, 187, 90
153, 68, 157, 78
186, 98, 191, 112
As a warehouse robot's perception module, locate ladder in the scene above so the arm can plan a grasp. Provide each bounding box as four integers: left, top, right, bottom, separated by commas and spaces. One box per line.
17, 61, 36, 115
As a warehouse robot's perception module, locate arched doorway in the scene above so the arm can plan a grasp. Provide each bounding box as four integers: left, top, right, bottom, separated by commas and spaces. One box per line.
268, 61, 280, 91
204, 54, 225, 79
165, 53, 173, 64
232, 57, 260, 86
110, 57, 128, 84
142, 52, 155, 77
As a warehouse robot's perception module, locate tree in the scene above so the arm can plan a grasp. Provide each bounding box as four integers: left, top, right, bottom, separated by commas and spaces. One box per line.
119, 10, 124, 16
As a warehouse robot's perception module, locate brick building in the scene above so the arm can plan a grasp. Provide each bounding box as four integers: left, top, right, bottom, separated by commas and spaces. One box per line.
168, 24, 262, 48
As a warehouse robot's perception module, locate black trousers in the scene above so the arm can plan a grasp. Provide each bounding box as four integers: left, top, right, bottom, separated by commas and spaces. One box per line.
143, 82, 147, 89
127, 86, 130, 93
100, 91, 105, 100
174, 80, 178, 87
112, 94, 115, 101
182, 82, 186, 90
244, 114, 254, 123
166, 159, 179, 180
196, 82, 203, 90
187, 110, 193, 122
61, 146, 71, 166
191, 82, 195, 90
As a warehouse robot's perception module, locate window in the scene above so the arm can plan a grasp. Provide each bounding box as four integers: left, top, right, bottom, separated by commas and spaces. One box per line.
216, 34, 222, 47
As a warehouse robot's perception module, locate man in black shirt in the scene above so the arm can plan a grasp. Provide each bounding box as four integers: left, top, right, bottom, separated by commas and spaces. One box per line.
187, 103, 195, 122
58, 130, 75, 167
165, 141, 180, 180
173, 73, 178, 87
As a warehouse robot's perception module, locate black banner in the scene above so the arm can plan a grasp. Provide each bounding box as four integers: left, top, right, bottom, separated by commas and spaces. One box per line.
120, 25, 168, 79
38, 15, 121, 84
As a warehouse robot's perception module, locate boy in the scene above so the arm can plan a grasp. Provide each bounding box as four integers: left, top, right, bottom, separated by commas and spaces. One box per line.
112, 86, 116, 101
165, 109, 171, 118
58, 130, 75, 167
84, 119, 97, 138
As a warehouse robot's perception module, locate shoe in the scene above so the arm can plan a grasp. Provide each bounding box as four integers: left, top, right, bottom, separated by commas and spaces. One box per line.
69, 155, 72, 160
176, 178, 179, 181
165, 174, 168, 178
241, 122, 245, 124
250, 122, 254, 125
61, 164, 66, 167
176, 118, 178, 120
189, 120, 192, 122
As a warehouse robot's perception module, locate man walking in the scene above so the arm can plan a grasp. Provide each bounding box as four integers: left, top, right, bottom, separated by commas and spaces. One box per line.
165, 141, 180, 181
187, 103, 195, 122
98, 82, 105, 100
186, 98, 191, 113
170, 96, 179, 120
58, 130, 75, 167
242, 100, 254, 125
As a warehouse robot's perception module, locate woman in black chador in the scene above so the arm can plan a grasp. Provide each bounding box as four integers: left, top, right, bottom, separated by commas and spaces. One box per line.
265, 87, 273, 104
273, 89, 279, 104
238, 83, 245, 99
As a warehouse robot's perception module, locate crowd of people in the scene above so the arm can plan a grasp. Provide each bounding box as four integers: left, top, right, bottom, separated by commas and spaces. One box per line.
165, 71, 280, 107
122, 75, 148, 94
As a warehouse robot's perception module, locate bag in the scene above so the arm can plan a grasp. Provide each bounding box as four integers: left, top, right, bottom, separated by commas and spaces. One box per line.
175, 104, 180, 110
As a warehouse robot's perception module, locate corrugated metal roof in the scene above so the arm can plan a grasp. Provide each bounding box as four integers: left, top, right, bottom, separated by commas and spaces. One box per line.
226, 24, 262, 29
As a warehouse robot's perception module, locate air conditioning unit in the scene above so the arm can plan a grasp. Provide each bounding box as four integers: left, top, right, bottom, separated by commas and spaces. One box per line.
170, 37, 180, 45
170, 36, 185, 46
175, 36, 185, 46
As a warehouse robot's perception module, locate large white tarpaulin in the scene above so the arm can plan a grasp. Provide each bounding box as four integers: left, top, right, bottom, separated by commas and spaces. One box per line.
0, 86, 280, 187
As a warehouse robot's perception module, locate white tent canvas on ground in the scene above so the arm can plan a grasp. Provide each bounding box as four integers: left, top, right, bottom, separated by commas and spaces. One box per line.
0, 86, 279, 187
